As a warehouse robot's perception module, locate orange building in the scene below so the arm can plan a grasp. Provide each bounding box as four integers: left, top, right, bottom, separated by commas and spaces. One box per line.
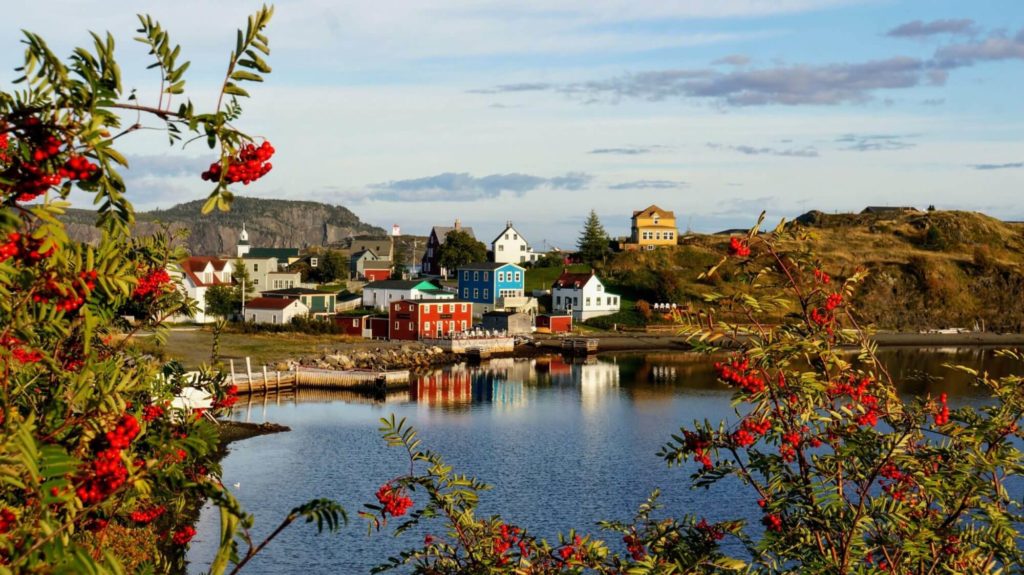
625, 205, 678, 250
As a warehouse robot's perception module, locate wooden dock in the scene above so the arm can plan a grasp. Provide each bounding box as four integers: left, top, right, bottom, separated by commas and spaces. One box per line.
561, 338, 599, 355
229, 358, 410, 394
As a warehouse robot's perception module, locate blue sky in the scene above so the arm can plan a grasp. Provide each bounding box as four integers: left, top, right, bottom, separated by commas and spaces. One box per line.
2, 0, 1022, 248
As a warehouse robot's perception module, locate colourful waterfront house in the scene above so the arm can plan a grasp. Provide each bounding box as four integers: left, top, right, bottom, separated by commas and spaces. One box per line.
551, 269, 620, 322
457, 262, 525, 315
361, 279, 452, 311
625, 204, 678, 251
259, 287, 336, 317
388, 299, 472, 341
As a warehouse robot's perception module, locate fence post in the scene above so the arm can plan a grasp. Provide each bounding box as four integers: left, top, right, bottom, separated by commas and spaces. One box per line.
245, 357, 253, 391
230, 359, 237, 388
263, 365, 269, 396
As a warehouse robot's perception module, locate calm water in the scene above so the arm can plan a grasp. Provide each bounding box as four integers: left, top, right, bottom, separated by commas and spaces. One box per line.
188, 348, 1023, 574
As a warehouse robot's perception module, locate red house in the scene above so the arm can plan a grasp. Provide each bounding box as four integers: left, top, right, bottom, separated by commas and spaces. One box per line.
362, 261, 392, 282
334, 314, 374, 337
368, 317, 391, 339
536, 314, 572, 334
389, 299, 472, 341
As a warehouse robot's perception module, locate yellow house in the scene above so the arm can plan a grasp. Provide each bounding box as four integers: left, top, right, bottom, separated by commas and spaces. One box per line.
628, 205, 678, 250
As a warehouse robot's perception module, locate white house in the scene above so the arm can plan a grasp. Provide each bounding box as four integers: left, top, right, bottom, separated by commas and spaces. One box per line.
551, 269, 620, 322
239, 256, 301, 291
244, 297, 309, 324
171, 256, 234, 323
491, 221, 538, 265
361, 279, 453, 311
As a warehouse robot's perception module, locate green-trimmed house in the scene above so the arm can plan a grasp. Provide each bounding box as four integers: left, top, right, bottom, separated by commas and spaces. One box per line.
259, 287, 336, 317
361, 279, 453, 311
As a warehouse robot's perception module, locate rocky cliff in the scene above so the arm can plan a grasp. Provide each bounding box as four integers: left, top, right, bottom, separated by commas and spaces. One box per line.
62, 196, 386, 256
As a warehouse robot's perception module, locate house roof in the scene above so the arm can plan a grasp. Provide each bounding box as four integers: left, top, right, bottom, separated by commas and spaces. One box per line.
431, 225, 475, 243
393, 298, 469, 305
363, 260, 393, 270
180, 256, 233, 287
458, 261, 524, 271
246, 297, 302, 310
632, 204, 676, 219
364, 279, 441, 290
350, 249, 379, 262
552, 269, 596, 289
260, 288, 326, 296
490, 222, 530, 246
246, 247, 301, 259
349, 238, 393, 255
483, 310, 529, 318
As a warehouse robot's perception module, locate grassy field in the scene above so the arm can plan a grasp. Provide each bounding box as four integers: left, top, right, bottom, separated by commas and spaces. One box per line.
133, 328, 398, 370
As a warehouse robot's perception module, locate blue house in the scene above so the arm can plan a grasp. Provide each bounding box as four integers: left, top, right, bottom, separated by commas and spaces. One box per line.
457, 262, 526, 315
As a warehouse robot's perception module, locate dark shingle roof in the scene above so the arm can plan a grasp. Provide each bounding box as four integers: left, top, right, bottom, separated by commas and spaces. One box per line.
458, 261, 524, 271
247, 247, 301, 259
246, 297, 302, 310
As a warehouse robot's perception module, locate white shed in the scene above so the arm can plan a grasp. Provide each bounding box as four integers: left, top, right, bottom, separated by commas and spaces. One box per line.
245, 297, 309, 324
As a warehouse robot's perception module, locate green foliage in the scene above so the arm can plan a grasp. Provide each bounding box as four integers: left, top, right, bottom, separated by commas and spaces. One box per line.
576, 210, 610, 265
205, 284, 237, 319
0, 9, 346, 574
438, 230, 487, 276
308, 250, 347, 283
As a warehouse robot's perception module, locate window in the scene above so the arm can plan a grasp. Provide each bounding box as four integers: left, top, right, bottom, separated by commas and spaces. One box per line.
586, 297, 591, 306
463, 271, 470, 280
514, 272, 521, 282
253, 278, 259, 286
596, 297, 602, 305
449, 321, 455, 331
483, 272, 489, 281
448, 304, 454, 313
513, 233, 518, 240
498, 245, 504, 251
460, 304, 467, 312
520, 245, 525, 251
505, 233, 510, 240
424, 321, 431, 332
473, 271, 479, 281
655, 232, 661, 240
597, 284, 603, 291
483, 289, 489, 300
409, 322, 414, 331
463, 288, 469, 298
497, 272, 504, 282
253, 264, 259, 272
424, 304, 431, 314
310, 257, 318, 268
555, 296, 561, 306
394, 321, 399, 330
460, 320, 467, 330
574, 297, 579, 306
473, 289, 479, 299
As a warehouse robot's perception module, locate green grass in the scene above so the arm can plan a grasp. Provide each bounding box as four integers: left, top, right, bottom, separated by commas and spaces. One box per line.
525, 264, 590, 292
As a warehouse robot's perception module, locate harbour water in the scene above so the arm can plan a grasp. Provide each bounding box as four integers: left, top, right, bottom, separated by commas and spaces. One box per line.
188, 348, 1022, 574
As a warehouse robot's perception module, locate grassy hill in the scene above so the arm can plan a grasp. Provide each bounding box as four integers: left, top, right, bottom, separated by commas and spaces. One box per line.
595, 210, 1024, 332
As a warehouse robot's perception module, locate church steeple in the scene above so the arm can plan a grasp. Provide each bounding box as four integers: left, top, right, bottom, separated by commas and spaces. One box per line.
237, 223, 251, 257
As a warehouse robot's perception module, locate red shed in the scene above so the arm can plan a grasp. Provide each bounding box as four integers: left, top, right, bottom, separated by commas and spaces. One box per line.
368, 316, 391, 339
389, 299, 472, 341
362, 266, 392, 282
334, 314, 373, 337
536, 314, 572, 334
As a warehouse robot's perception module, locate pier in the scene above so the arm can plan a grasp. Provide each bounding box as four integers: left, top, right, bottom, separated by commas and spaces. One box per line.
229, 358, 410, 394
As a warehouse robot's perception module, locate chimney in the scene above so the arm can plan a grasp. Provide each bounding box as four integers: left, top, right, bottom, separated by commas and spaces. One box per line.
454, 218, 461, 230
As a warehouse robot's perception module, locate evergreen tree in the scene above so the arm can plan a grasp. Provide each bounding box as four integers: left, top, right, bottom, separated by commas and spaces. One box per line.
232, 258, 256, 301
576, 210, 610, 264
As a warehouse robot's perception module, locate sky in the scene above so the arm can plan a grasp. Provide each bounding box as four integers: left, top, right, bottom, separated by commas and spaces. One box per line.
2, 0, 1023, 248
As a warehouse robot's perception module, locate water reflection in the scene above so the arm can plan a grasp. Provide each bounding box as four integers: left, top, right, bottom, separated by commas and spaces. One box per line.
196, 348, 1023, 575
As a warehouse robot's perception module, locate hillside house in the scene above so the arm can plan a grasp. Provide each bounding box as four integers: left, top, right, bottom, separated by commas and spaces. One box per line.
350, 249, 392, 280
245, 297, 309, 324
551, 269, 620, 321
362, 279, 453, 311
457, 262, 526, 316
491, 221, 538, 265
239, 256, 301, 291
260, 287, 336, 317
347, 236, 394, 261
625, 205, 678, 251
421, 219, 475, 277
172, 256, 234, 323
362, 261, 392, 282
389, 299, 472, 341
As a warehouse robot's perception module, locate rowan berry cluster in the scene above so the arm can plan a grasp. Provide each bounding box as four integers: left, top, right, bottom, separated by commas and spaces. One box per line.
761, 513, 783, 532
0, 118, 99, 203
728, 236, 750, 257
2, 335, 43, 364
213, 384, 240, 410
813, 268, 831, 284
682, 430, 713, 469
132, 268, 172, 300
556, 535, 585, 563
33, 269, 97, 312
695, 518, 725, 542
714, 357, 766, 394
879, 463, 917, 502
0, 508, 15, 533
622, 532, 646, 560
142, 404, 166, 422
375, 483, 413, 517
201, 141, 275, 185
172, 525, 196, 545
934, 393, 950, 425
129, 504, 167, 524
491, 523, 527, 565
0, 232, 56, 265
828, 376, 881, 428
76, 414, 140, 504
732, 417, 771, 447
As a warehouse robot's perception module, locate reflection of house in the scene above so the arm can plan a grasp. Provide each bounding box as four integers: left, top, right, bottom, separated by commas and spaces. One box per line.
173, 256, 234, 323
482, 311, 533, 335
551, 269, 620, 322
389, 299, 472, 341
625, 205, 678, 251
245, 297, 308, 324
362, 279, 452, 311
421, 219, 475, 277
491, 221, 538, 265
414, 367, 474, 405
457, 262, 525, 315
260, 287, 336, 317
579, 361, 620, 410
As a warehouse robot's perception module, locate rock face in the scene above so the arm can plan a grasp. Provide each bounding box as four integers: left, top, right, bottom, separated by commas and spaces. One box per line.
62, 196, 386, 256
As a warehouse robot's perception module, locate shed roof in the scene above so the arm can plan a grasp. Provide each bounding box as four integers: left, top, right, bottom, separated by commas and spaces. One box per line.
246, 297, 300, 310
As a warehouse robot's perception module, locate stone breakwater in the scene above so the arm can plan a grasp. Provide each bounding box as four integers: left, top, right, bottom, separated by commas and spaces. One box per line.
291, 343, 460, 372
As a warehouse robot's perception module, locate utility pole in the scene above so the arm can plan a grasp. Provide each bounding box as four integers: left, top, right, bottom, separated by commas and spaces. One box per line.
411, 238, 417, 278
240, 275, 246, 320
